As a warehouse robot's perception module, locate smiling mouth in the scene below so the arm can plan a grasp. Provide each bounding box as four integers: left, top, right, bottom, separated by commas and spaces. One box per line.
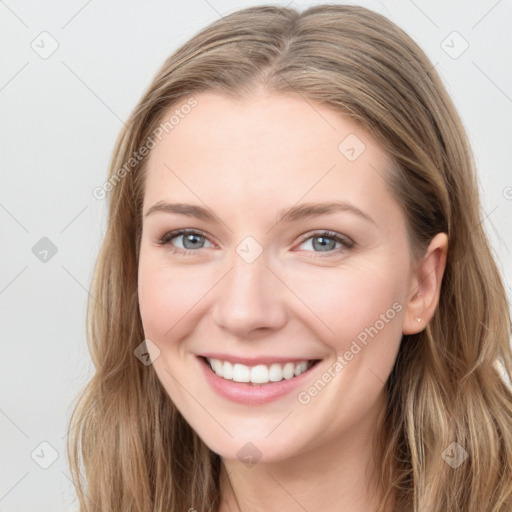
202, 357, 320, 385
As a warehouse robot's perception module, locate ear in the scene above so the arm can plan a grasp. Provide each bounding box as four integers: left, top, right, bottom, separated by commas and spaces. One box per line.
402, 232, 448, 335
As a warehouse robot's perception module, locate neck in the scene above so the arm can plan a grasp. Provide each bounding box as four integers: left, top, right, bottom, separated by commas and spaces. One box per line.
217, 391, 392, 512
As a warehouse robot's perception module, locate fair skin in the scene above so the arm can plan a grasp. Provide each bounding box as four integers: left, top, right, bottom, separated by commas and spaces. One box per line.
137, 90, 448, 512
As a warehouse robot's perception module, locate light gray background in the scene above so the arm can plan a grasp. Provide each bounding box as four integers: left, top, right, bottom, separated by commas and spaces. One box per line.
1, 1, 511, 510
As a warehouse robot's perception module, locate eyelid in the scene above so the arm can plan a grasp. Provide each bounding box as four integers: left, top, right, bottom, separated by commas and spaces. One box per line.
156, 228, 355, 256
294, 230, 355, 255
296, 229, 353, 245
156, 228, 215, 249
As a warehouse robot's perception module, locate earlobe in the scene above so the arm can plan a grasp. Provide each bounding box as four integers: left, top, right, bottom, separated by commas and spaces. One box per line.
402, 232, 448, 335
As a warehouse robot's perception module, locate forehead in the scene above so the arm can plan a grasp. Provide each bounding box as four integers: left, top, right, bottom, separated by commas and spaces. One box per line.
143, 91, 403, 231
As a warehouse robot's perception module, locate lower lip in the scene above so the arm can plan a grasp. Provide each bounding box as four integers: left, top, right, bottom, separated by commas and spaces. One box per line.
197, 356, 320, 405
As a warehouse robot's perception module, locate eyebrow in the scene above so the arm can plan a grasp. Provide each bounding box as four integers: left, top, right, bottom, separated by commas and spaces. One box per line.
144, 200, 376, 226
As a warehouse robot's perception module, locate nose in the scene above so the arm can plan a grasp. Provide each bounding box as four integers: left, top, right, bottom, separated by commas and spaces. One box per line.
210, 250, 288, 339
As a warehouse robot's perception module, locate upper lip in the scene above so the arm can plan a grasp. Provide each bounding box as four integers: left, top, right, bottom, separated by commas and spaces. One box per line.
199, 353, 321, 366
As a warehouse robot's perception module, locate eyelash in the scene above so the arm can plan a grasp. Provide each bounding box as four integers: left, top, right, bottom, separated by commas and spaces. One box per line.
155, 229, 355, 258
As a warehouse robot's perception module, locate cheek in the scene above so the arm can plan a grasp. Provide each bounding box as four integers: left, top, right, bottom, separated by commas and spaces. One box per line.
286, 263, 405, 349
137, 255, 208, 343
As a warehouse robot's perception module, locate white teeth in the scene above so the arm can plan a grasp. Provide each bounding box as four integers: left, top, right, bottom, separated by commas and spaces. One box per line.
283, 362, 295, 380
210, 358, 223, 374
223, 361, 233, 380
232, 363, 250, 383
269, 363, 282, 382
294, 361, 308, 376
206, 358, 313, 384
250, 364, 269, 384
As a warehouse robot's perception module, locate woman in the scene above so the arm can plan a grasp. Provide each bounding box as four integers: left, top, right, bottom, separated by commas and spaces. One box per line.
68, 4, 512, 511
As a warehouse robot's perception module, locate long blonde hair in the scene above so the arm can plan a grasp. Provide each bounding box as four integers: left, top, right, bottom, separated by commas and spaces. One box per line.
68, 5, 512, 511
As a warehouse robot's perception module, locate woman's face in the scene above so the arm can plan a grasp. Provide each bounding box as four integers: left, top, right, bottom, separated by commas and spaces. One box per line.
138, 91, 424, 463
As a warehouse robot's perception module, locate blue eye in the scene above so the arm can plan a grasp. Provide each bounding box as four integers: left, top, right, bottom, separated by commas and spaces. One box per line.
156, 229, 354, 257
296, 231, 354, 256
157, 229, 214, 252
